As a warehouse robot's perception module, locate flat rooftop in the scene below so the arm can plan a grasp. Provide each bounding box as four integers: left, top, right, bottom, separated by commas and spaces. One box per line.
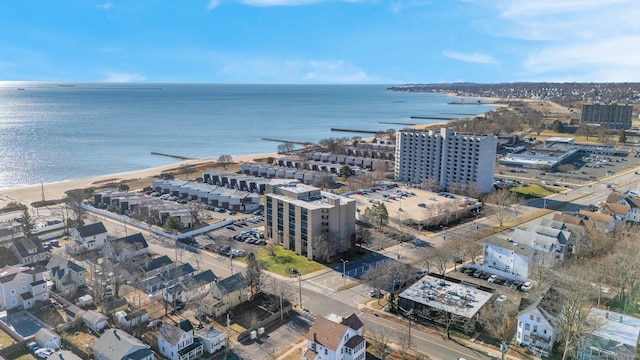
400, 274, 493, 319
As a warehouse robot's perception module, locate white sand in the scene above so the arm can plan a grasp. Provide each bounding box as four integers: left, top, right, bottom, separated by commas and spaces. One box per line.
0, 152, 279, 207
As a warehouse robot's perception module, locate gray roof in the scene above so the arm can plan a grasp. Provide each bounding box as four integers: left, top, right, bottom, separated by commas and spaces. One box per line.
110, 233, 148, 255
83, 310, 108, 325
77, 222, 107, 238
124, 309, 147, 322
192, 270, 217, 287
160, 263, 196, 282
34, 328, 60, 346
159, 321, 188, 346
217, 273, 247, 294
484, 236, 534, 256
12, 238, 45, 258
92, 329, 152, 360
142, 255, 173, 272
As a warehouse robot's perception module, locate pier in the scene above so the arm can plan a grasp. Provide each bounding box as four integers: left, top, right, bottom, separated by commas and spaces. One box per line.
261, 138, 312, 145
330, 128, 380, 134
410, 116, 456, 120
150, 152, 196, 160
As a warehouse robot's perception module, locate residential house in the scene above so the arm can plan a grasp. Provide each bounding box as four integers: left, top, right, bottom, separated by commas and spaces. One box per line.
163, 270, 218, 303
0, 265, 48, 311
142, 263, 196, 295
516, 288, 562, 358
46, 255, 86, 295
208, 273, 248, 317
578, 210, 616, 233
9, 239, 47, 265
576, 308, 640, 360
105, 233, 149, 262
158, 319, 204, 360
66, 222, 108, 254
93, 329, 155, 360
601, 193, 640, 223
303, 313, 366, 360
83, 310, 109, 334
140, 255, 175, 279
34, 328, 61, 349
65, 305, 85, 322
196, 327, 226, 354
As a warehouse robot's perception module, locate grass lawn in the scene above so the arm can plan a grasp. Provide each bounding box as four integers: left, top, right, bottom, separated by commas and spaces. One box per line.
254, 246, 325, 277
511, 183, 562, 199
5, 349, 34, 360
0, 328, 15, 348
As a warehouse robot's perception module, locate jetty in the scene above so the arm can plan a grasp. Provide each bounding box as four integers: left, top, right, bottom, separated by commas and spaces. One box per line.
447, 101, 492, 105
330, 128, 379, 134
410, 116, 456, 120
378, 121, 418, 126
261, 138, 312, 145
151, 152, 196, 160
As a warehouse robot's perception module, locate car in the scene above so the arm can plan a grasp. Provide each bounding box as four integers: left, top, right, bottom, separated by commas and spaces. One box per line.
493, 278, 504, 285
496, 295, 507, 303
369, 289, 381, 297
226, 225, 235, 231
35, 348, 54, 358
472, 270, 484, 278
418, 203, 427, 208
229, 210, 237, 215
147, 319, 163, 329
520, 281, 532, 292
416, 269, 428, 277
488, 275, 499, 283
511, 280, 524, 290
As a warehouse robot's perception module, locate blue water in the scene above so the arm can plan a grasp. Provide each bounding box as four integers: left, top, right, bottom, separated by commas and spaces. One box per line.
0, 83, 496, 189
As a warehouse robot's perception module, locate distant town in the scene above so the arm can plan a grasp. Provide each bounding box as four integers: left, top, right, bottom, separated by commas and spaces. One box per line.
1, 83, 640, 360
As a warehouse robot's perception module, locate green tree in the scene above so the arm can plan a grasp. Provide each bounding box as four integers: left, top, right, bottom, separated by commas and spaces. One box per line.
118, 183, 130, 192
340, 165, 354, 178
164, 216, 183, 231
551, 119, 564, 133
363, 203, 389, 229
19, 205, 35, 239
245, 252, 262, 299
618, 129, 627, 143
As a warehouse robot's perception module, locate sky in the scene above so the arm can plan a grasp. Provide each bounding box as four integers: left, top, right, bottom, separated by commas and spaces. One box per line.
1, 0, 639, 84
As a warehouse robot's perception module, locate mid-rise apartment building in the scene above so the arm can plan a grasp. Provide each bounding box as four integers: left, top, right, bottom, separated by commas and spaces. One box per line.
395, 128, 497, 193
265, 180, 356, 261
581, 103, 633, 130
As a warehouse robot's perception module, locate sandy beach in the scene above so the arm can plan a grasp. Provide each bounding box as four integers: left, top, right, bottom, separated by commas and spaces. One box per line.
0, 152, 279, 208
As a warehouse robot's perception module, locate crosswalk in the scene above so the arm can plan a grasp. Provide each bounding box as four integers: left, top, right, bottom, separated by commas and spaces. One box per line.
301, 280, 336, 295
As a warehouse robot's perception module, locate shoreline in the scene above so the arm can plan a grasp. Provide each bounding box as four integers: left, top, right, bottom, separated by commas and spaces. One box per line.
0, 152, 278, 208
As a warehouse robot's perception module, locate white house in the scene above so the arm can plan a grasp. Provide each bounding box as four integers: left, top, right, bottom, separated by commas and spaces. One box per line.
83, 310, 109, 334
483, 236, 534, 279
34, 328, 61, 350
516, 288, 562, 358
196, 327, 226, 354
601, 193, 640, 223
158, 319, 203, 360
303, 313, 365, 360
105, 233, 149, 262
576, 308, 640, 360
0, 265, 48, 311
93, 329, 154, 360
67, 222, 108, 254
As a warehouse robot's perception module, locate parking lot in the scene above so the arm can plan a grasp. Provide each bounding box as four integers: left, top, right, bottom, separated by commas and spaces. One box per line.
444, 264, 532, 306
192, 214, 267, 258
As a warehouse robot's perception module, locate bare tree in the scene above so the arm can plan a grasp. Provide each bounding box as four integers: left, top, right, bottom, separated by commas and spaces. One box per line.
477, 297, 518, 340
369, 328, 392, 360
421, 178, 441, 192
484, 189, 520, 227
217, 154, 233, 172
361, 263, 392, 305
187, 201, 207, 227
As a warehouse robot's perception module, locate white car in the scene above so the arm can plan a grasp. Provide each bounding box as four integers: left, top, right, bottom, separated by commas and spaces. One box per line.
488, 275, 499, 283
35, 348, 54, 358
520, 281, 532, 291
496, 295, 507, 303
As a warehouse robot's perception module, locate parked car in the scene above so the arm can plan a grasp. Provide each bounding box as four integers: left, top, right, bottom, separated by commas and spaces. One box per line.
226, 225, 235, 231
472, 270, 484, 278
496, 295, 507, 303
369, 289, 381, 298
520, 281, 532, 292
488, 275, 499, 283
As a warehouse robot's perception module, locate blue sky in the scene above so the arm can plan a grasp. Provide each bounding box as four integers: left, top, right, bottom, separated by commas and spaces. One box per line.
1, 0, 638, 84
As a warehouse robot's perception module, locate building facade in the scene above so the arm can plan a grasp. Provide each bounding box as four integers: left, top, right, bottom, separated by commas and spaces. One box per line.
0, 265, 48, 311
265, 180, 356, 261
303, 313, 366, 360
581, 103, 633, 129
395, 128, 497, 193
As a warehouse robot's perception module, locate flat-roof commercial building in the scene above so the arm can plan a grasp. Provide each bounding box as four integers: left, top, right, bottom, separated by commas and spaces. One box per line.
395, 128, 497, 193
264, 180, 356, 262
581, 103, 633, 129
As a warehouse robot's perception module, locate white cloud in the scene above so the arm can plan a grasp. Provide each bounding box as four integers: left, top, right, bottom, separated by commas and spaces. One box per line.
442, 51, 498, 64
103, 71, 146, 82
222, 58, 377, 83
471, 0, 640, 81
95, 2, 113, 10
207, 0, 219, 10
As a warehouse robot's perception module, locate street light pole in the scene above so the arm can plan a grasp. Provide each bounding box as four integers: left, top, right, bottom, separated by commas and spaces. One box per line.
297, 273, 303, 310
500, 340, 509, 360
340, 259, 348, 284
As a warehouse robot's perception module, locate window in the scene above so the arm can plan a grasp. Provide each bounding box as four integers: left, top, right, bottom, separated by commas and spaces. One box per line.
10, 289, 15, 296
529, 315, 534, 320
536, 316, 540, 322
525, 324, 530, 330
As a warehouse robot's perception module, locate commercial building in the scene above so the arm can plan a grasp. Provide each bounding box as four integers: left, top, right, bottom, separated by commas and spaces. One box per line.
265, 180, 356, 261
581, 103, 633, 129
395, 128, 497, 193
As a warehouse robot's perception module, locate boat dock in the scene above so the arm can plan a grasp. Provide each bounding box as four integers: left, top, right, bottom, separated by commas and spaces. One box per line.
151, 152, 196, 160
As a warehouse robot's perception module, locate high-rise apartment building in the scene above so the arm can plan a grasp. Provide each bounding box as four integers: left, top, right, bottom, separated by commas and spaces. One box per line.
264, 180, 356, 261
395, 128, 497, 193
581, 103, 633, 129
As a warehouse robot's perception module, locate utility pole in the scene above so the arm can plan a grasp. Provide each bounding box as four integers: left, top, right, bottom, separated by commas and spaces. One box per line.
225, 313, 231, 359
406, 309, 413, 349
229, 253, 234, 274
297, 273, 302, 310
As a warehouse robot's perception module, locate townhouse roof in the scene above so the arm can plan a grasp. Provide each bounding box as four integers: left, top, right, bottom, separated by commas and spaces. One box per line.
305, 317, 349, 351
551, 213, 586, 226
484, 236, 534, 256
601, 203, 631, 215
12, 238, 45, 258
518, 287, 563, 325
161, 263, 196, 282
579, 210, 614, 223
0, 266, 19, 283
217, 273, 247, 294
142, 255, 173, 273
47, 255, 86, 281
92, 329, 152, 360
606, 193, 626, 204
76, 222, 107, 238
83, 310, 108, 325
110, 233, 148, 255
159, 321, 188, 346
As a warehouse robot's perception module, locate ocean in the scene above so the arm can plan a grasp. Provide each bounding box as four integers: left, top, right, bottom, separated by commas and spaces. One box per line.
0, 83, 496, 189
